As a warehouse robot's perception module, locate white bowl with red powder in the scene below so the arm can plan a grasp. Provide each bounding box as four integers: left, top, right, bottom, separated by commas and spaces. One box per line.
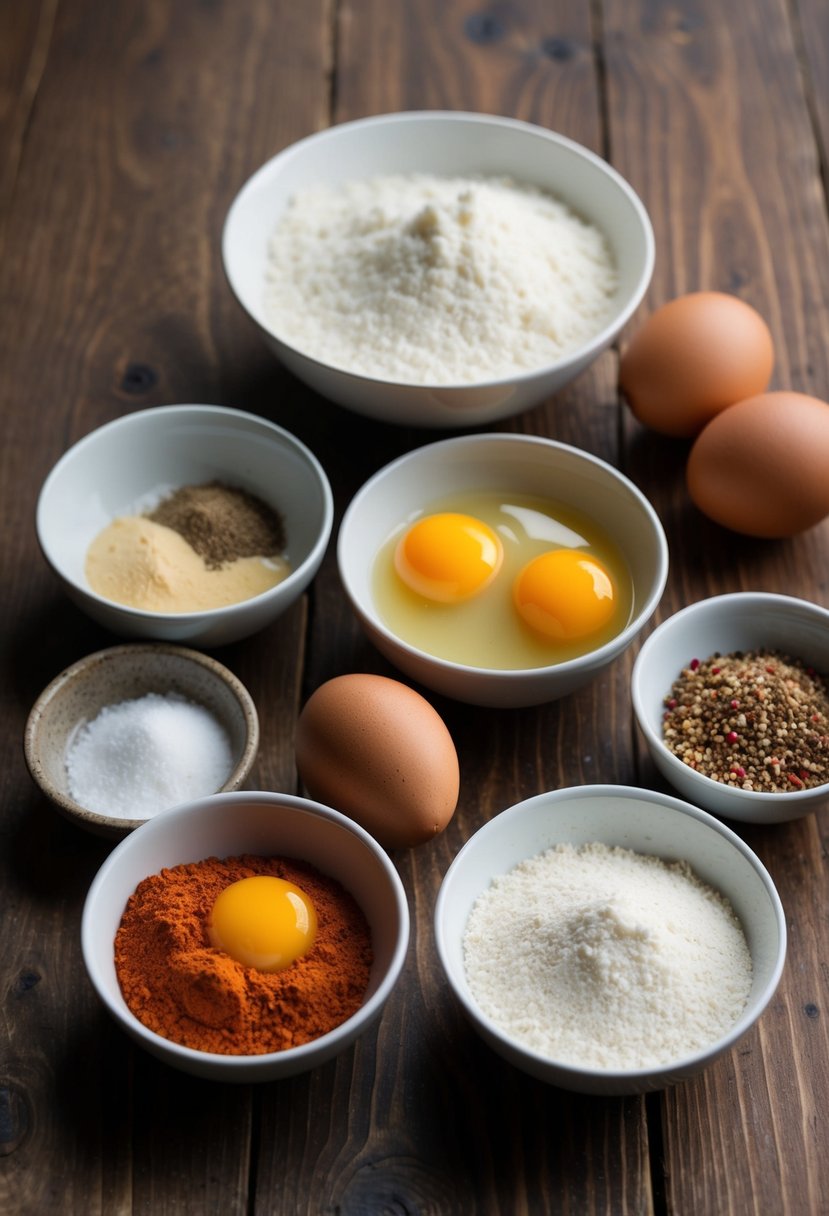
81, 792, 410, 1081
631, 592, 829, 823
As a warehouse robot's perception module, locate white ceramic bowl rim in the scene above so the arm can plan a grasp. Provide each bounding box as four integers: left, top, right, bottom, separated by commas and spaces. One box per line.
338, 432, 669, 679
434, 783, 787, 1081
36, 403, 334, 624
632, 591, 829, 804
222, 110, 656, 390
81, 792, 410, 1065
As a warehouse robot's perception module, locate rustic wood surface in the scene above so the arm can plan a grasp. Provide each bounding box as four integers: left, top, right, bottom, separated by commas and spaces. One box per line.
1, 1, 827, 1212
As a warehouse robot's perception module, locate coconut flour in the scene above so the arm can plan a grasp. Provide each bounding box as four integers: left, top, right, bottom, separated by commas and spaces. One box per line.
462, 841, 752, 1070
263, 173, 618, 384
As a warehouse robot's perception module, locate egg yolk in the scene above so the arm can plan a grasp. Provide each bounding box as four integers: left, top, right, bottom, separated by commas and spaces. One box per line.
394, 513, 503, 603
513, 549, 616, 640
207, 875, 317, 973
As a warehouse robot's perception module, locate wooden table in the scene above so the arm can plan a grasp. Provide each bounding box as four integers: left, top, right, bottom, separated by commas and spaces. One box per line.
2, 2, 828, 1212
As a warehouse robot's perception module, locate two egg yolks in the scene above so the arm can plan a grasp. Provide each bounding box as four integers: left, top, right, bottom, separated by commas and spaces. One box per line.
208, 875, 317, 973
394, 512, 616, 641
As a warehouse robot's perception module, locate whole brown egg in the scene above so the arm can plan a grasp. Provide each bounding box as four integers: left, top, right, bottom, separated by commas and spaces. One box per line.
295, 673, 460, 849
619, 292, 774, 437
686, 390, 829, 536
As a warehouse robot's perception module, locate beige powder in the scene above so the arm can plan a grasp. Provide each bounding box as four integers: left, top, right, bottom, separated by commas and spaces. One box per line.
86, 516, 290, 612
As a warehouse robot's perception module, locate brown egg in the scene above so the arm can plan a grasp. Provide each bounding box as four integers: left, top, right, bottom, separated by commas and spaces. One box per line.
295, 673, 460, 849
686, 391, 829, 537
620, 292, 774, 438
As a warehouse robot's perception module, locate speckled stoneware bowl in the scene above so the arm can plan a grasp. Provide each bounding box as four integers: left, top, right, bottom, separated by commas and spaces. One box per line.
24, 644, 259, 838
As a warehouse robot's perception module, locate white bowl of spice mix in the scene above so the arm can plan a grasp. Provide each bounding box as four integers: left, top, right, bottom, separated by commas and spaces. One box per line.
434, 784, 786, 1096
631, 592, 829, 823
222, 110, 654, 427
81, 791, 410, 1082
36, 404, 333, 647
337, 432, 668, 707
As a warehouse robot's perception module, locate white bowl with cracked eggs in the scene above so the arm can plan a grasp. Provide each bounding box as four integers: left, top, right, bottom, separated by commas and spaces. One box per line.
337, 432, 668, 707
222, 110, 654, 427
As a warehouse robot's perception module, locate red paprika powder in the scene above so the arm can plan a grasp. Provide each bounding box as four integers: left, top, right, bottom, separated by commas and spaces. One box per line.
114, 853, 373, 1055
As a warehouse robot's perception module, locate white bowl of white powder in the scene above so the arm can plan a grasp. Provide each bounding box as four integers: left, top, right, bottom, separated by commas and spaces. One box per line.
434, 784, 786, 1095
222, 111, 654, 427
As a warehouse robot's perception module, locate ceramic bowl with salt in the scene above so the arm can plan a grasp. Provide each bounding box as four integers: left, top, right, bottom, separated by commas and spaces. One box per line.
24, 643, 259, 838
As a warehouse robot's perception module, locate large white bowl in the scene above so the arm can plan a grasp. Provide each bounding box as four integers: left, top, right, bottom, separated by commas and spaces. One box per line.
337, 433, 668, 707
632, 592, 829, 823
36, 404, 333, 647
434, 784, 786, 1096
222, 110, 654, 427
81, 792, 410, 1082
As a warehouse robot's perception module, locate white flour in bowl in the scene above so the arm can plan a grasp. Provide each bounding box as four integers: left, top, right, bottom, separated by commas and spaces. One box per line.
263, 174, 618, 385
462, 841, 752, 1070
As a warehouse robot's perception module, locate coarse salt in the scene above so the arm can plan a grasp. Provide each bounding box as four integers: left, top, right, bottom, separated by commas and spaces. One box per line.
66, 692, 235, 820
264, 173, 618, 385
462, 841, 752, 1070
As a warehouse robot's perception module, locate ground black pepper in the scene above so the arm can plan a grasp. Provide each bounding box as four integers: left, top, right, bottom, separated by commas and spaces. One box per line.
148, 482, 286, 569
662, 649, 829, 792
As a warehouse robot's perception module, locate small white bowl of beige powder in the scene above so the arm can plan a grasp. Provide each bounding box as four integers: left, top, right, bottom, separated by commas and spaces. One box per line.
36, 404, 333, 647
222, 111, 654, 427
434, 784, 786, 1095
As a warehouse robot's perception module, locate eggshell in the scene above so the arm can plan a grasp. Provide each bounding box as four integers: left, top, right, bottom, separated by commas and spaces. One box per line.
295, 673, 460, 849
686, 390, 829, 537
620, 292, 774, 438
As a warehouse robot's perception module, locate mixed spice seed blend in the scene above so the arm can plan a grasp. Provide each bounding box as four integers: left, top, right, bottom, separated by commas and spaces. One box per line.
662, 648, 829, 792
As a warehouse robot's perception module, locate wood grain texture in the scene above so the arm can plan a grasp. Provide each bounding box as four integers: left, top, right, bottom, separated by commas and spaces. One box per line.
1, 0, 827, 1213
0, 2, 329, 1214
603, 2, 829, 1213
